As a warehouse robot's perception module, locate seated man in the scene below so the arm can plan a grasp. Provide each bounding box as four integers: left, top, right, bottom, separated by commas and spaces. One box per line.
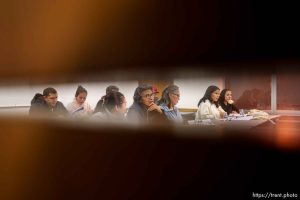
29, 87, 69, 117
127, 84, 168, 125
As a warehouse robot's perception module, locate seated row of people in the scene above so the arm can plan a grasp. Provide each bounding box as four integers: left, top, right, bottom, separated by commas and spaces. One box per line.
126, 84, 183, 124
196, 85, 239, 120
29, 84, 239, 123
93, 85, 119, 114
92, 91, 127, 122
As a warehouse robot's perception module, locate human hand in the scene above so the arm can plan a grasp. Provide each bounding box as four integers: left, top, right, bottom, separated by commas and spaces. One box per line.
228, 99, 234, 104
147, 103, 162, 114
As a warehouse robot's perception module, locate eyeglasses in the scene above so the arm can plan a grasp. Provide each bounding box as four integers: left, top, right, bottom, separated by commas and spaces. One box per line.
142, 93, 155, 98
172, 93, 180, 98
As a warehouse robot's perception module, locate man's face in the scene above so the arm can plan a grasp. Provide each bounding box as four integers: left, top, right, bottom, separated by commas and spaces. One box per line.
140, 89, 154, 107
44, 93, 58, 108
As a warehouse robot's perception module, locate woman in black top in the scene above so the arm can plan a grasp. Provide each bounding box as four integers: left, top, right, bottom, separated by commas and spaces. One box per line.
219, 89, 239, 115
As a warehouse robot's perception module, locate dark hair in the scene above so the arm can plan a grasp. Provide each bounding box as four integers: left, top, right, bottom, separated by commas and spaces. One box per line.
75, 85, 87, 97
103, 91, 125, 112
197, 85, 220, 107
218, 89, 230, 105
93, 85, 119, 113
106, 85, 119, 95
43, 87, 57, 97
157, 84, 179, 106
133, 84, 153, 103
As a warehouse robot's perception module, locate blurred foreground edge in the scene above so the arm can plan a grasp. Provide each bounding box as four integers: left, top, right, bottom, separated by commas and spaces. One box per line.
0, 117, 300, 200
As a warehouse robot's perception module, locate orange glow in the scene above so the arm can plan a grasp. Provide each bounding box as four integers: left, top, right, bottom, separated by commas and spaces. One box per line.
275, 119, 300, 150
0, 0, 140, 81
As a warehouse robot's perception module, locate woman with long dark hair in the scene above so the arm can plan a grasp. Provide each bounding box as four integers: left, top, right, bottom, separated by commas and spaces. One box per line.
218, 89, 239, 115
94, 85, 119, 114
195, 85, 225, 120
92, 91, 127, 121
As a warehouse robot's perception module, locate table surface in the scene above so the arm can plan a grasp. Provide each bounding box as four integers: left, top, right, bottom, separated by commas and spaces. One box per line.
188, 115, 281, 130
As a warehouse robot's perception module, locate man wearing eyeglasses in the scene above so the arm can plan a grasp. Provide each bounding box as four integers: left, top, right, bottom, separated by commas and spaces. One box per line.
127, 84, 167, 125
29, 87, 69, 117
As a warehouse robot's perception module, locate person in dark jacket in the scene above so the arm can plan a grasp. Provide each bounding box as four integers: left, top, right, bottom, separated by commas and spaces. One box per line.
218, 89, 239, 115
29, 87, 69, 117
127, 84, 168, 125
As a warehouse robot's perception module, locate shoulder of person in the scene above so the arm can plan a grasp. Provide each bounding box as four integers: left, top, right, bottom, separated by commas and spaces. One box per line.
56, 101, 64, 106
66, 101, 74, 108
127, 105, 140, 116
92, 112, 107, 119
203, 99, 212, 106
160, 103, 169, 111
174, 106, 180, 112
31, 94, 46, 105
128, 102, 141, 110
56, 101, 67, 108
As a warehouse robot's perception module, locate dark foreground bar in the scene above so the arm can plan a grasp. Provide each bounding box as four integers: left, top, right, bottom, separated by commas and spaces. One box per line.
1, 117, 299, 200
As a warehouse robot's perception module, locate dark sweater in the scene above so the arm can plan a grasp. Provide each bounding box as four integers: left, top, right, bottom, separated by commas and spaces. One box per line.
29, 93, 69, 117
127, 102, 168, 124
220, 102, 239, 115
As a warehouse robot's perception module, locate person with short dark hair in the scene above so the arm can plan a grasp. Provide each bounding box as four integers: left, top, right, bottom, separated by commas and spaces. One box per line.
195, 85, 225, 120
67, 85, 93, 118
127, 84, 167, 124
218, 89, 239, 115
157, 84, 183, 123
94, 85, 119, 114
29, 87, 69, 117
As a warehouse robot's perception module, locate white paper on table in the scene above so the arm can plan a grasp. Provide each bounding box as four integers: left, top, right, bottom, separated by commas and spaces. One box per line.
230, 116, 254, 121
188, 119, 215, 125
